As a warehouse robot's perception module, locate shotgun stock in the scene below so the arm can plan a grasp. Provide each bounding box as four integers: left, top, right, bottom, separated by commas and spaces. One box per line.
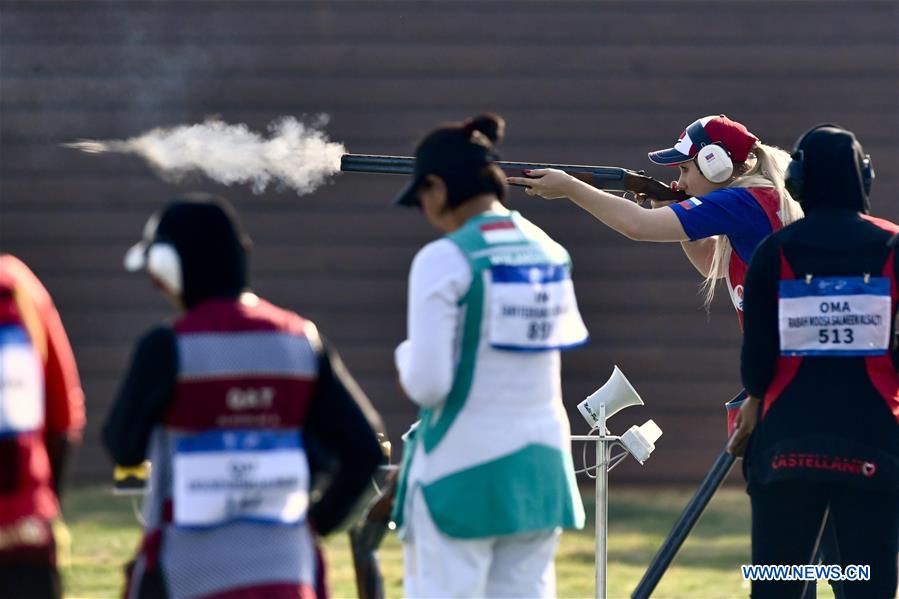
340, 154, 688, 204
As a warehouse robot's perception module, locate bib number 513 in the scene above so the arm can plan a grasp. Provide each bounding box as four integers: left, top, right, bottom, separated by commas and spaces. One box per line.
818, 328, 855, 344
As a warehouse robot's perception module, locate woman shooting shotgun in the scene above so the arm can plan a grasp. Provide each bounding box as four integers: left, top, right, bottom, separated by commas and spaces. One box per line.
508, 115, 804, 324
510, 118, 851, 599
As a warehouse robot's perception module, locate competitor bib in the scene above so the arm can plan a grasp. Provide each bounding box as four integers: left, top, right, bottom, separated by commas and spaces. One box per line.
0, 324, 44, 437
488, 264, 588, 351
779, 277, 891, 356
173, 429, 308, 529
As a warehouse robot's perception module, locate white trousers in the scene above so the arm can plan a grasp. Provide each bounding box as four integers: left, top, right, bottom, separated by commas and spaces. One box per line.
402, 489, 561, 599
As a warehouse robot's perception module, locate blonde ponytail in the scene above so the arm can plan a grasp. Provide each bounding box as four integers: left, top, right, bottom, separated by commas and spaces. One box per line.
699, 142, 804, 307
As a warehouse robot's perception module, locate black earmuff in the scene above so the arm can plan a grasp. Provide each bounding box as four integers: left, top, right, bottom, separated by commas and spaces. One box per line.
784, 149, 805, 201
686, 120, 734, 183
784, 124, 873, 203
860, 155, 874, 195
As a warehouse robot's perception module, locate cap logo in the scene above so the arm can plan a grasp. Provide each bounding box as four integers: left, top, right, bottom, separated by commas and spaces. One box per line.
673, 132, 694, 157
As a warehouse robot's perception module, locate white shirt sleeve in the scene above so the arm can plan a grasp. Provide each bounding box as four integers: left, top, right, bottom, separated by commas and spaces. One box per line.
395, 238, 472, 408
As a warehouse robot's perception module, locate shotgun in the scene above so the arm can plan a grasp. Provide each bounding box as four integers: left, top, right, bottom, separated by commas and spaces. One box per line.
631, 390, 748, 599
348, 436, 396, 599
349, 476, 395, 599
340, 154, 688, 204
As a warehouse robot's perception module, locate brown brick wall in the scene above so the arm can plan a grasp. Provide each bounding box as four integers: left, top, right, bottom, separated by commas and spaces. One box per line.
1, 0, 897, 484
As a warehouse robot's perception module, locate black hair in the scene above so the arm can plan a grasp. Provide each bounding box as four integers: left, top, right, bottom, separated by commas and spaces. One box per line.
416, 113, 508, 211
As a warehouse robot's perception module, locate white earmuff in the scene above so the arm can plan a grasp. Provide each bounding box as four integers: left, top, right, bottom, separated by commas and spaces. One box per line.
695, 144, 734, 183
147, 243, 183, 296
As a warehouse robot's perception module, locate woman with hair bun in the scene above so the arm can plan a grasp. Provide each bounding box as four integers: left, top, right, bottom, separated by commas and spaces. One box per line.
391, 114, 588, 598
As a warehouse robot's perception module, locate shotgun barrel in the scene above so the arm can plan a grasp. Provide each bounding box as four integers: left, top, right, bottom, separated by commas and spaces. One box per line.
340, 154, 688, 204
631, 450, 736, 599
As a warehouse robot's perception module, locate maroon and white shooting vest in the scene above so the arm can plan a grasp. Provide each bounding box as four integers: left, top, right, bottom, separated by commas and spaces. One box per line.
133, 295, 320, 599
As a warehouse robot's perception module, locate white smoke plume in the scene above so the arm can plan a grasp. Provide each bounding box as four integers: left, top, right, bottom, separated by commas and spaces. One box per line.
64, 116, 345, 195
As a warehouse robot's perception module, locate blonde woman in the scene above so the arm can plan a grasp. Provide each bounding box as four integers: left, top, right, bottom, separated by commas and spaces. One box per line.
511, 117, 846, 599
508, 115, 803, 325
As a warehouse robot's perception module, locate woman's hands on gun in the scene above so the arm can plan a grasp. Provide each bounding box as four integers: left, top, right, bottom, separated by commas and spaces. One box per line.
507, 168, 580, 200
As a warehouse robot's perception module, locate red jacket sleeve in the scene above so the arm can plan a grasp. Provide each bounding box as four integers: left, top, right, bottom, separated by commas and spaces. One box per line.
2, 255, 85, 439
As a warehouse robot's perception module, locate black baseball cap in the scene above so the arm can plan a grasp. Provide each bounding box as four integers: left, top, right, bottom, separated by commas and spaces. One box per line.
393, 125, 499, 207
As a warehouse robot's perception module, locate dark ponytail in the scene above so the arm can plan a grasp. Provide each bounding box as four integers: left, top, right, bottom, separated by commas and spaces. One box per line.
441, 113, 507, 209
463, 113, 505, 145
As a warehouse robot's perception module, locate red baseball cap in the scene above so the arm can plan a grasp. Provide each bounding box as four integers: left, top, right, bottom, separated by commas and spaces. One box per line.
648, 115, 759, 166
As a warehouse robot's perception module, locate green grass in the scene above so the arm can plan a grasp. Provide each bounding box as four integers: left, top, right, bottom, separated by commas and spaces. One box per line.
60, 485, 835, 599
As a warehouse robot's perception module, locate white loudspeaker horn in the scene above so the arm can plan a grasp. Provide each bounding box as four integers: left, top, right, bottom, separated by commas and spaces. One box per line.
577, 365, 643, 427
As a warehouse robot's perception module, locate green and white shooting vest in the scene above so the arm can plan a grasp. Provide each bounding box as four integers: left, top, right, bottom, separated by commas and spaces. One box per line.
393, 211, 587, 539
